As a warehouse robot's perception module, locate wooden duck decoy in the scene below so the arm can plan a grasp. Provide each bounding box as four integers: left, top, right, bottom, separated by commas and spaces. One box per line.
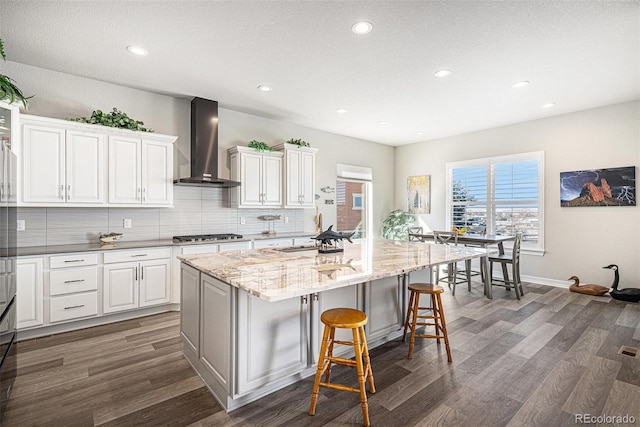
603, 264, 640, 303
568, 276, 609, 296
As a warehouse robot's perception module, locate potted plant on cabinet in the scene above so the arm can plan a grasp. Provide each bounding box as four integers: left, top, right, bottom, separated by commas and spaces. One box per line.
382, 209, 417, 241
0, 37, 31, 108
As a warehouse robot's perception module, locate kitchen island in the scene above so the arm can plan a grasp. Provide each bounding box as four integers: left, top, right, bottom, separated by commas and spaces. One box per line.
178, 238, 491, 411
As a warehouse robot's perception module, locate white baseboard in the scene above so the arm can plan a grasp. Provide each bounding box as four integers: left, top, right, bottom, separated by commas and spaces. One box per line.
520, 274, 570, 288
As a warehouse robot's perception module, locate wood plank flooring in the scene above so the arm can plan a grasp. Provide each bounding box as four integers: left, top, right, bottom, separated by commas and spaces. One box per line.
5, 280, 640, 426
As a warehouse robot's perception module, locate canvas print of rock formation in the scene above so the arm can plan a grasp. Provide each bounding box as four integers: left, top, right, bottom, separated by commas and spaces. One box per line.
560, 166, 636, 207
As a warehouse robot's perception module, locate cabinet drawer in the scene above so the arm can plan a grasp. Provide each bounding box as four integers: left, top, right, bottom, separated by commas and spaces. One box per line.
49, 266, 99, 296
50, 253, 98, 269
293, 237, 315, 246
218, 241, 251, 252
253, 238, 294, 249
49, 292, 98, 323
103, 247, 171, 264
181, 244, 219, 256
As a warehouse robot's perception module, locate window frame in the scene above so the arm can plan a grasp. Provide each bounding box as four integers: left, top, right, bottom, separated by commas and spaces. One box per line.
445, 151, 545, 255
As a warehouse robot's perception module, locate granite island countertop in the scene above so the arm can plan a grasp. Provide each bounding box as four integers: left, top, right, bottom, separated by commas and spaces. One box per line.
178, 238, 494, 302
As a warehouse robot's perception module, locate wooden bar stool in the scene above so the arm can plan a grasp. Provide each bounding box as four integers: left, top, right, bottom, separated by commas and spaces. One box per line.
402, 283, 452, 361
309, 308, 376, 427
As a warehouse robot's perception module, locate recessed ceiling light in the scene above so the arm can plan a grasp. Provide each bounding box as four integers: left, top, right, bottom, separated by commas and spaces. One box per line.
257, 85, 273, 92
541, 103, 556, 108
416, 132, 424, 135
336, 108, 348, 114
433, 69, 451, 78
352, 21, 373, 35
378, 121, 388, 125
126, 45, 148, 56
511, 81, 530, 88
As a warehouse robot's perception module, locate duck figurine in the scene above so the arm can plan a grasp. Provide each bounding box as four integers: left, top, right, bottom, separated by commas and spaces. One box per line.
603, 264, 640, 303
567, 276, 609, 296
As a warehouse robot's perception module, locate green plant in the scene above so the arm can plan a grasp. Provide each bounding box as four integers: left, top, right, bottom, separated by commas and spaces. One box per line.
0, 37, 32, 108
248, 140, 274, 152
286, 138, 310, 147
67, 108, 153, 132
382, 209, 416, 241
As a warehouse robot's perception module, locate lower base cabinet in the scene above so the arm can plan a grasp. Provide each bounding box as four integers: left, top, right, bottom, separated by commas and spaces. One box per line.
364, 275, 404, 342
16, 258, 44, 329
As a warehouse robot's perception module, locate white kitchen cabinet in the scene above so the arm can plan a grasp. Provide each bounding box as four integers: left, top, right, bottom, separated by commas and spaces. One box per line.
252, 238, 294, 249
236, 291, 309, 395
180, 263, 200, 355
21, 117, 106, 205
109, 136, 173, 206
274, 143, 318, 208
103, 247, 171, 313
16, 257, 44, 329
228, 146, 283, 208
364, 275, 404, 343
48, 252, 100, 323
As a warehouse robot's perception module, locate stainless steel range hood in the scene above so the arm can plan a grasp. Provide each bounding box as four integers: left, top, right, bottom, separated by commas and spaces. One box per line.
174, 97, 241, 188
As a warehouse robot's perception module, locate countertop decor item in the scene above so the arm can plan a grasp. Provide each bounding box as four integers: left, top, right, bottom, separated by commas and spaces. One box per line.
0, 37, 31, 108
381, 209, 416, 241
67, 108, 153, 132
99, 232, 123, 244
313, 225, 354, 253
258, 215, 280, 235
248, 140, 274, 152
567, 276, 609, 296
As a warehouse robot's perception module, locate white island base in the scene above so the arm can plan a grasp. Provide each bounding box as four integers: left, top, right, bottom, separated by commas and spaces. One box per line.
180, 263, 431, 411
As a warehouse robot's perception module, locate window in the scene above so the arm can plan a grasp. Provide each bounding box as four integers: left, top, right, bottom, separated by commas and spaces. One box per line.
336, 164, 372, 239
446, 151, 544, 253
352, 193, 363, 210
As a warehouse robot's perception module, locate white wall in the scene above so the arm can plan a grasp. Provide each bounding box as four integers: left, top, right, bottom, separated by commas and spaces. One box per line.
5, 61, 395, 236
396, 101, 640, 288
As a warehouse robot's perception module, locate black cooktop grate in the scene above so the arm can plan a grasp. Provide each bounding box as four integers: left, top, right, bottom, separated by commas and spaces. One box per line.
173, 233, 243, 243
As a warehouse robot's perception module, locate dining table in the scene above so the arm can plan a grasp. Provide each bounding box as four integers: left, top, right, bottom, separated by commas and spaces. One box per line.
408, 232, 516, 299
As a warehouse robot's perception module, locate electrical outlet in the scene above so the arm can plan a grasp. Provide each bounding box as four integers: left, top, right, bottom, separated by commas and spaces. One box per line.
123, 218, 132, 229
16, 220, 25, 231
284, 216, 289, 224
240, 217, 246, 225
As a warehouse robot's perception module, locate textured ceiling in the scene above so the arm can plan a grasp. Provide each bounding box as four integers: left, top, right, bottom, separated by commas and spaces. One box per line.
1, 1, 638, 146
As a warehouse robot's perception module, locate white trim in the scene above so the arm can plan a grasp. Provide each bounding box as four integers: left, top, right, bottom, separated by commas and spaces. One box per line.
337, 163, 373, 181
520, 274, 572, 288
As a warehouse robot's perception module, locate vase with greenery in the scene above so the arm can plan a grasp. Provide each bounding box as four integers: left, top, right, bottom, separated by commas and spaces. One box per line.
248, 140, 274, 152
0, 37, 32, 108
286, 138, 310, 148
382, 209, 416, 241
67, 108, 153, 132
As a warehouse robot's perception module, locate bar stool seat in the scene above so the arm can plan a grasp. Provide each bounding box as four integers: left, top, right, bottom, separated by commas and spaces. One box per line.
309, 308, 375, 427
402, 283, 452, 361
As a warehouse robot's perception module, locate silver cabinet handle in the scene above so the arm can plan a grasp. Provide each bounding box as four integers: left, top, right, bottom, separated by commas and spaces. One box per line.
64, 279, 85, 284
135, 266, 138, 281
141, 266, 144, 280
64, 259, 85, 263
137, 187, 141, 201
142, 187, 146, 202
64, 305, 85, 310
131, 254, 148, 257
67, 184, 71, 200
59, 185, 64, 200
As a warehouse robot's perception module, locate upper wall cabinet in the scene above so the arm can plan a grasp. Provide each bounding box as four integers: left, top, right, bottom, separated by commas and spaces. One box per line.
108, 136, 173, 206
273, 143, 318, 209
228, 146, 283, 208
19, 115, 176, 207
21, 117, 106, 205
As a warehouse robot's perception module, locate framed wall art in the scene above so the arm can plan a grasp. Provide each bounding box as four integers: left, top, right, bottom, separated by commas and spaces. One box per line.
560, 166, 636, 207
407, 175, 430, 213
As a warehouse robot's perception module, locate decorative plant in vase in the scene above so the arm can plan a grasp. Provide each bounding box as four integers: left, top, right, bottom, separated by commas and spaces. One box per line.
286, 138, 310, 147
248, 140, 274, 152
0, 37, 32, 108
67, 108, 153, 132
382, 209, 416, 241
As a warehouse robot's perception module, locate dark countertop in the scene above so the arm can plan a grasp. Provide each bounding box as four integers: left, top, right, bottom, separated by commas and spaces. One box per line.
17, 232, 316, 256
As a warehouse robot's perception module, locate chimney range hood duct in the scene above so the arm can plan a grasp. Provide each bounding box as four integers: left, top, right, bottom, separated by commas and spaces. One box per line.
174, 97, 241, 188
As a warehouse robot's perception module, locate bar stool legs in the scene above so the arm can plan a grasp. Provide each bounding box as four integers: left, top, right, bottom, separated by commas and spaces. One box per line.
402, 283, 452, 362
309, 308, 375, 427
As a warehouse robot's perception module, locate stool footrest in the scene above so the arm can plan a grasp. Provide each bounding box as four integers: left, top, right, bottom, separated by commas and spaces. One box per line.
320, 382, 363, 394
327, 356, 358, 367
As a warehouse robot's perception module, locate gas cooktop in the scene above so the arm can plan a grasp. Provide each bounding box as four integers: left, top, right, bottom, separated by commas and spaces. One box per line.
173, 233, 243, 243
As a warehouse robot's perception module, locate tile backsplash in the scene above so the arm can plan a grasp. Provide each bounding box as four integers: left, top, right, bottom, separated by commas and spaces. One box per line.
17, 186, 306, 247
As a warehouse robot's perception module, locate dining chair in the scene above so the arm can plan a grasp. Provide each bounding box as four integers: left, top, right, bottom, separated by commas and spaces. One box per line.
408, 226, 423, 241
488, 232, 524, 299
433, 231, 472, 295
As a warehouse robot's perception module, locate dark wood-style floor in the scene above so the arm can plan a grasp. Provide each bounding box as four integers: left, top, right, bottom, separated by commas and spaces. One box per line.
6, 280, 640, 426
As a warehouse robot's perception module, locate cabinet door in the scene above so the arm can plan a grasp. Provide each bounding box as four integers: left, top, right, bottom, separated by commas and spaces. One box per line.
364, 276, 403, 342
108, 136, 141, 204
180, 264, 200, 355
285, 150, 301, 207
66, 130, 106, 204
141, 140, 173, 205
139, 259, 170, 307
16, 258, 44, 329
239, 152, 263, 206
236, 293, 308, 395
22, 124, 65, 203
262, 155, 282, 206
299, 151, 315, 207
103, 262, 138, 313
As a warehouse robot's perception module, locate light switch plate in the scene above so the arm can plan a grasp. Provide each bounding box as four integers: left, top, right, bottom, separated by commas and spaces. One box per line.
16, 220, 25, 231
123, 218, 132, 229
